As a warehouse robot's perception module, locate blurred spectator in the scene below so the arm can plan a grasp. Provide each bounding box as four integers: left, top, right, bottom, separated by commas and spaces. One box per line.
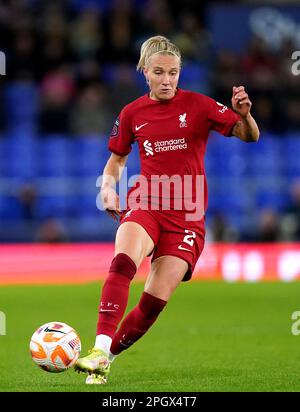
36, 3, 71, 77
252, 96, 274, 132
141, 0, 175, 38
281, 181, 300, 241
108, 63, 141, 114
251, 95, 286, 133
39, 37, 71, 78
75, 58, 102, 88
103, 6, 135, 63
209, 212, 239, 242
172, 13, 211, 62
0, 3, 11, 51
8, 30, 38, 81
212, 49, 242, 104
256, 209, 281, 242
40, 2, 68, 42
1, 1, 300, 137
285, 98, 300, 132
17, 184, 37, 220
35, 218, 68, 243
0, 79, 6, 133
69, 83, 112, 136
241, 35, 279, 93
6, 0, 34, 33
38, 64, 75, 134
70, 8, 103, 60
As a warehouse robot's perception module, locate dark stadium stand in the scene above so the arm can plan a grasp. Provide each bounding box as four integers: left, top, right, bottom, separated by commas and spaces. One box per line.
0, 1, 299, 243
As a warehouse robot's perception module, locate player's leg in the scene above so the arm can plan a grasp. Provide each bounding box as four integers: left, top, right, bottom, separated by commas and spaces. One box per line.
109, 255, 188, 357
143, 255, 188, 300
108, 216, 205, 359
75, 220, 156, 382
95, 221, 154, 347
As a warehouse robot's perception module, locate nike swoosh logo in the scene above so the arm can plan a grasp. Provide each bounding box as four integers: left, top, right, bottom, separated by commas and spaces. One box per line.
100, 309, 117, 312
44, 327, 67, 334
135, 122, 148, 131
178, 245, 193, 253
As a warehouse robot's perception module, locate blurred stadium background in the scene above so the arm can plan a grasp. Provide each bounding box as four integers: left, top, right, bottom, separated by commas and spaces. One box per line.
0, 0, 300, 282
2, 0, 300, 394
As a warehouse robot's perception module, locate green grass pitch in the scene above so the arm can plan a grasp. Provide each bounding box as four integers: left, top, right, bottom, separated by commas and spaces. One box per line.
0, 281, 299, 392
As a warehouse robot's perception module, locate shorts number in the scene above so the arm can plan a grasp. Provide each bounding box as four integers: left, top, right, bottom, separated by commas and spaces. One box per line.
183, 230, 196, 247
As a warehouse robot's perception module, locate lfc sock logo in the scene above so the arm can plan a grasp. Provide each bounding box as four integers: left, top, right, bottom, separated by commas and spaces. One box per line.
100, 302, 120, 313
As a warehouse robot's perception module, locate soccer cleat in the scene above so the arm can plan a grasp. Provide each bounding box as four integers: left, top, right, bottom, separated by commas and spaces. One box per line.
74, 348, 110, 380
85, 373, 107, 385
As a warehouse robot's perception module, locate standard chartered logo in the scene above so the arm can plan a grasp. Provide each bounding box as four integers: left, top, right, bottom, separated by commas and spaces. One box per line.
143, 140, 154, 156
154, 138, 187, 152
143, 138, 188, 156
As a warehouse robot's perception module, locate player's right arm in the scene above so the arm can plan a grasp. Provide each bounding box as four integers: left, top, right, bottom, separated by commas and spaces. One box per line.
103, 105, 134, 220
101, 153, 128, 220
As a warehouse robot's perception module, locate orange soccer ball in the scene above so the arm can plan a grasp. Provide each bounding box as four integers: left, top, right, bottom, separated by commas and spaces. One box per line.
30, 322, 81, 373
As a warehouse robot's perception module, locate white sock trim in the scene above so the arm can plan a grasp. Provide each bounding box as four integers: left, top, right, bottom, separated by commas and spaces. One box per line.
94, 334, 112, 355
108, 351, 117, 363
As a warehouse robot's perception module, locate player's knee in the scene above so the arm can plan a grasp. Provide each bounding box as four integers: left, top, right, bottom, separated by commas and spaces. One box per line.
138, 291, 167, 320
109, 253, 137, 280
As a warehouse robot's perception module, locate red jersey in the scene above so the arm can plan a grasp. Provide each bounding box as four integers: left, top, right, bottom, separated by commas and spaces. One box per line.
108, 88, 240, 217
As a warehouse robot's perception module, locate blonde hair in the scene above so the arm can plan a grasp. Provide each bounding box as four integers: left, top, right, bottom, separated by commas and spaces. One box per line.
136, 35, 181, 72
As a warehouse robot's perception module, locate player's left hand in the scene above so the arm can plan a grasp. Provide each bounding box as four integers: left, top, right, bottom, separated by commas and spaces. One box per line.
231, 86, 252, 118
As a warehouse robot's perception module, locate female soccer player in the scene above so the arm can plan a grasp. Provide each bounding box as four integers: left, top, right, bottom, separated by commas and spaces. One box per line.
74, 36, 259, 384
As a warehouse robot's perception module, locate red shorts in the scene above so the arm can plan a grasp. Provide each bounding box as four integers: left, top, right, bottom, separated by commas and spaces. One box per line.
119, 209, 205, 281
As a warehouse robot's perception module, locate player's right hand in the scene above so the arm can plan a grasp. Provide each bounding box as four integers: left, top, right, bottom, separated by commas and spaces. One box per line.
101, 186, 121, 221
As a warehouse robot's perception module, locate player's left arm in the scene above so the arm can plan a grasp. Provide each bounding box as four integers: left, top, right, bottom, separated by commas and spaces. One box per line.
231, 86, 260, 142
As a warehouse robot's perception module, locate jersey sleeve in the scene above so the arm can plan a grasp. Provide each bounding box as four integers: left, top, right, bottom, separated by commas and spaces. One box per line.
206, 97, 240, 137
108, 106, 133, 156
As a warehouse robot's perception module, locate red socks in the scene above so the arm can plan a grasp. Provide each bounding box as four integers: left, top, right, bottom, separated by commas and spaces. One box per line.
110, 291, 167, 355
97, 253, 167, 355
96, 253, 137, 338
